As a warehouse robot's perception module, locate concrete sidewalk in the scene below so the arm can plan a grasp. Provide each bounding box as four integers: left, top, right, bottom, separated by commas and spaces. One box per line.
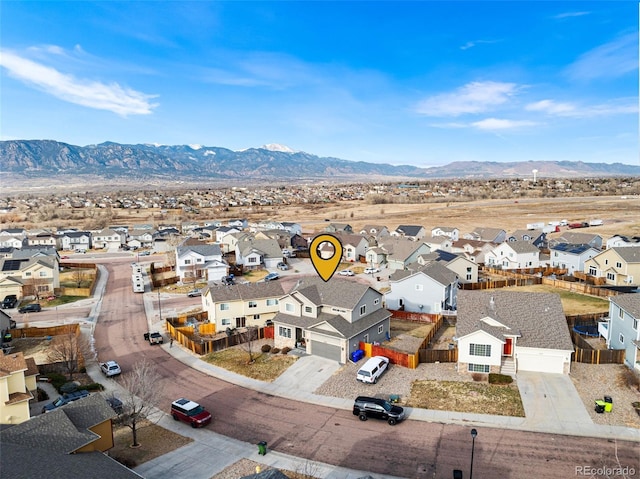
81, 265, 639, 479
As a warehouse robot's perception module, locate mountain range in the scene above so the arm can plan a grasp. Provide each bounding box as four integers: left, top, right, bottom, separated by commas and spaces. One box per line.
1, 139, 638, 184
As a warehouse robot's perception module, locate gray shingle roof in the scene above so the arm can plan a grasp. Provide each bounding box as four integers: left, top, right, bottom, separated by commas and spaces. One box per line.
206, 281, 285, 302
507, 241, 540, 254
0, 443, 143, 479
457, 290, 573, 350
610, 293, 640, 318
290, 277, 371, 310
612, 246, 640, 263
1, 393, 116, 454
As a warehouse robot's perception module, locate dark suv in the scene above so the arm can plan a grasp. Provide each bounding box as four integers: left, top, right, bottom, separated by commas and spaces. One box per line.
170, 398, 212, 428
2, 295, 18, 309
353, 396, 405, 425
18, 303, 41, 313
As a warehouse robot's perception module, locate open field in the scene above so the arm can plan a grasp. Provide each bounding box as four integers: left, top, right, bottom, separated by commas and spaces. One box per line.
3, 195, 639, 242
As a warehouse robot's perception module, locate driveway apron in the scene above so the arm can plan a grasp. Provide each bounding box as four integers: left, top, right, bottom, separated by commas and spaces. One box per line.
517, 371, 593, 435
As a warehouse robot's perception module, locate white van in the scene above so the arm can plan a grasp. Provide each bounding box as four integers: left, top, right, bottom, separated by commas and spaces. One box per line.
356, 356, 389, 384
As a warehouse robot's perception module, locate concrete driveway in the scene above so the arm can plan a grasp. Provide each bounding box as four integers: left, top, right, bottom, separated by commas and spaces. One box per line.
517, 371, 594, 435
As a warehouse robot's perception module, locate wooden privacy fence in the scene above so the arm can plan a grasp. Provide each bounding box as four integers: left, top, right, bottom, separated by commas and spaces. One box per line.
541, 277, 617, 298
573, 348, 625, 364
570, 329, 624, 364
390, 310, 441, 323
167, 321, 274, 355
10, 323, 79, 338
566, 312, 608, 329
460, 277, 542, 290
359, 341, 419, 369
418, 348, 458, 363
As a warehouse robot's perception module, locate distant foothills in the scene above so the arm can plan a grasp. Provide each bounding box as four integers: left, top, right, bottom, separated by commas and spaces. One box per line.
1, 139, 639, 183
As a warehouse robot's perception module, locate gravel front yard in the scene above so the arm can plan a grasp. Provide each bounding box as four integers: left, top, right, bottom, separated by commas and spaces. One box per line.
570, 362, 640, 428
314, 359, 640, 429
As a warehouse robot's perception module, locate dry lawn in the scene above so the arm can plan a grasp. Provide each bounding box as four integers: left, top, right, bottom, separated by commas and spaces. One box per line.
498, 284, 610, 315
204, 347, 297, 381
109, 421, 193, 469
408, 380, 525, 417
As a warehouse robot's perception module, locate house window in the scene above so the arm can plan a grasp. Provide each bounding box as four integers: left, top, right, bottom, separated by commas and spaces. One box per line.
415, 284, 423, 291
39, 271, 47, 277
221, 318, 231, 326
248, 301, 257, 308
466, 274, 472, 281
185, 259, 191, 265
37, 285, 49, 292
589, 266, 597, 276
607, 273, 615, 281
619, 333, 624, 344
632, 318, 638, 331
360, 304, 366, 316
304, 306, 312, 313
247, 257, 258, 264
267, 299, 278, 306
616, 262, 622, 268
253, 314, 260, 320
285, 303, 295, 313
374, 298, 380, 305
619, 308, 624, 320
363, 334, 369, 343
279, 326, 292, 338
469, 344, 491, 357
378, 325, 384, 334
220, 303, 229, 311
468, 364, 490, 373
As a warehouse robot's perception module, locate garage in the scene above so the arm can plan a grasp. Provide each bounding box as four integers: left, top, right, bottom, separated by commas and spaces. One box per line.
516, 349, 569, 374
310, 340, 342, 362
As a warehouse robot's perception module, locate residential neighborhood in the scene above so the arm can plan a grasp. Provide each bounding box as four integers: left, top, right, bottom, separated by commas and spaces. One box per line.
0, 186, 639, 479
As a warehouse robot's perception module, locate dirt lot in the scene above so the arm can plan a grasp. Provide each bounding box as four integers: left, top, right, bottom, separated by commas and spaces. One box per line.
108, 421, 193, 468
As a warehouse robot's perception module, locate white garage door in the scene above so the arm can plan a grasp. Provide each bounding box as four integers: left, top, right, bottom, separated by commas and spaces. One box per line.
517, 352, 565, 374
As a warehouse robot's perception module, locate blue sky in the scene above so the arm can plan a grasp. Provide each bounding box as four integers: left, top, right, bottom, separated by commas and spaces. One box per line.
1, 1, 637, 167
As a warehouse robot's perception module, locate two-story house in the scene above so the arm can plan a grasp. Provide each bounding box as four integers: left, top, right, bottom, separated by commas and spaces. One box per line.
385, 261, 459, 313
549, 243, 600, 275
391, 225, 426, 241
605, 293, 640, 371
606, 235, 640, 249
0, 229, 27, 249
450, 239, 496, 265
366, 238, 431, 271
413, 250, 478, 284
175, 241, 227, 283
203, 282, 285, 329
235, 238, 283, 270
431, 227, 459, 242
0, 351, 38, 424
92, 228, 125, 250
273, 278, 391, 363
60, 231, 92, 252
583, 247, 640, 287
485, 241, 541, 270
464, 227, 506, 244
507, 229, 546, 248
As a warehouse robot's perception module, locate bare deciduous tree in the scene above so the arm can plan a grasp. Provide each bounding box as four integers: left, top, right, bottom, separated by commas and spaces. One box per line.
119, 358, 163, 447
240, 326, 259, 364
72, 269, 88, 288
47, 330, 90, 380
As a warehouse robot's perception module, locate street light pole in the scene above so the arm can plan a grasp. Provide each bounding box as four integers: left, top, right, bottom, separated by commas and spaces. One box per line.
470, 428, 478, 479
158, 288, 162, 322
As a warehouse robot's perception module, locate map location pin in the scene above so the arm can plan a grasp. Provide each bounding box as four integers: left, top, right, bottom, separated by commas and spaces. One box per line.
309, 234, 343, 282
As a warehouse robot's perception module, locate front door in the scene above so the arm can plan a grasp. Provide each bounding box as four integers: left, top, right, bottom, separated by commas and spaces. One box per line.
503, 338, 513, 356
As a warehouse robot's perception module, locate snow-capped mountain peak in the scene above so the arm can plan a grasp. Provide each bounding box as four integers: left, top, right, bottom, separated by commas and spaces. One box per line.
261, 143, 296, 153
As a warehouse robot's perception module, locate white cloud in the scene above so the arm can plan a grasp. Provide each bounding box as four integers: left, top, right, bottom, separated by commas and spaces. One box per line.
526, 98, 636, 118
0, 49, 158, 116
526, 99, 576, 115
460, 39, 500, 50
471, 118, 536, 130
565, 33, 637, 81
415, 81, 520, 117
553, 11, 590, 19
